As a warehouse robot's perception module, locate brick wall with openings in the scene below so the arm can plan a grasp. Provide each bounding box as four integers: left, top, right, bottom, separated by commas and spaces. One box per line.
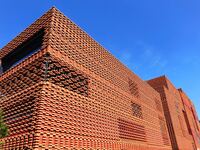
0, 7, 172, 149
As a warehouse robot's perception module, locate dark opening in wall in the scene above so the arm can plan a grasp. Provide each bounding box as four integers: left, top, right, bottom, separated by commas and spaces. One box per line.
128, 78, 140, 98
131, 102, 143, 119
1, 29, 44, 73
47, 57, 89, 97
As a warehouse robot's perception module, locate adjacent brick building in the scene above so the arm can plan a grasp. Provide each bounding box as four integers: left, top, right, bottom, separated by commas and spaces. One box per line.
0, 7, 199, 150
178, 89, 200, 150
147, 76, 200, 150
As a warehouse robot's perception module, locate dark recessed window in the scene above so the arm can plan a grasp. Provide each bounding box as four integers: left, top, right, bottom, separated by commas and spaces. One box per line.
1, 29, 44, 73
131, 102, 143, 119
128, 79, 140, 98
48, 57, 89, 97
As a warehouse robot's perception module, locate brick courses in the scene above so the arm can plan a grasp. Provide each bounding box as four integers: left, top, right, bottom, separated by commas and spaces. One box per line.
178, 89, 200, 150
0, 7, 198, 150
147, 76, 200, 150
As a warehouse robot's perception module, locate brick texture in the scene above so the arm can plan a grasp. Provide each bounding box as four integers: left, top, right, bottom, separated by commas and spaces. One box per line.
147, 76, 200, 150
0, 7, 196, 150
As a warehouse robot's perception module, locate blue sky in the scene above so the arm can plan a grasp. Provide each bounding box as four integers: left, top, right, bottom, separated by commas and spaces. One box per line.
0, 0, 199, 116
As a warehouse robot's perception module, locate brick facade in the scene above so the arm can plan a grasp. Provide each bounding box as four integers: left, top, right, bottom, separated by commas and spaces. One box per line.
147, 76, 200, 150
0, 7, 198, 150
178, 89, 200, 150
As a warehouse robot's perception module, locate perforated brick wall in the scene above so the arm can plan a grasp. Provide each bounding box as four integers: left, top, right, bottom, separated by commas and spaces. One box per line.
0, 7, 173, 150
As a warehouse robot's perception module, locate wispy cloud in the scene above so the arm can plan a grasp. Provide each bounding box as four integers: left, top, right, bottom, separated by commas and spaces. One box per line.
106, 40, 169, 79
119, 42, 168, 69
142, 46, 168, 68
110, 41, 169, 79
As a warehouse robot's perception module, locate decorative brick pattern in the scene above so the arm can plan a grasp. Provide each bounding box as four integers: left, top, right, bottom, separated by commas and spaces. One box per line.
118, 118, 146, 142
47, 55, 89, 97
0, 55, 45, 96
128, 79, 140, 98
131, 103, 143, 119
0, 7, 175, 150
0, 82, 43, 149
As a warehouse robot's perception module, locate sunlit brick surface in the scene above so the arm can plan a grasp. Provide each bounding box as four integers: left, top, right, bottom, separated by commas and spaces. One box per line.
147, 76, 200, 150
178, 89, 200, 150
0, 7, 174, 149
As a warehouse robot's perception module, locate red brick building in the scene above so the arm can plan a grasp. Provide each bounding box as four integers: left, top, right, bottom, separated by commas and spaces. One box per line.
0, 7, 171, 149
178, 89, 200, 150
147, 76, 200, 150
0, 7, 199, 150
